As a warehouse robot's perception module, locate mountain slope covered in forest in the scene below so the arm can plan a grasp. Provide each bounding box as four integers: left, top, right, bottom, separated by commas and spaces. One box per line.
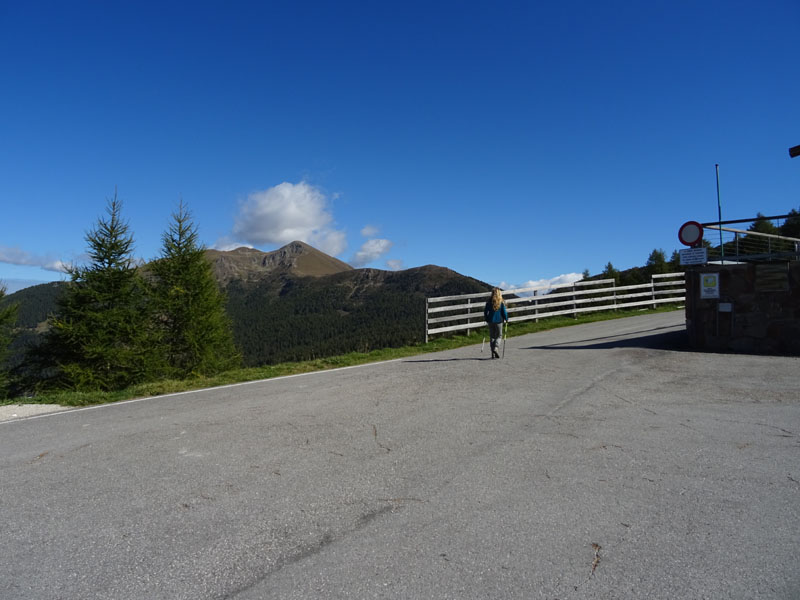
2, 242, 491, 368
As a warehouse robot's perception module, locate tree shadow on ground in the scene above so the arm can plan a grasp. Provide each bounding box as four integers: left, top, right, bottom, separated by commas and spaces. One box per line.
522, 326, 691, 352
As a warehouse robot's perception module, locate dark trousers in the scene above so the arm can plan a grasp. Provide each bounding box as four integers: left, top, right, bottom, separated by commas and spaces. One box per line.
488, 322, 503, 351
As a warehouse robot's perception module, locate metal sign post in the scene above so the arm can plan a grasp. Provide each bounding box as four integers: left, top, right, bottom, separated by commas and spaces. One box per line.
715, 164, 724, 263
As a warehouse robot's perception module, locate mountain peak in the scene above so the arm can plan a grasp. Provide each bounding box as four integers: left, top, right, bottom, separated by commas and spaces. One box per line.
283, 240, 313, 253
206, 241, 353, 285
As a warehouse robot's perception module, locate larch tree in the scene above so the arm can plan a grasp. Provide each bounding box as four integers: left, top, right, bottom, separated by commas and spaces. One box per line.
41, 192, 162, 391
149, 200, 240, 377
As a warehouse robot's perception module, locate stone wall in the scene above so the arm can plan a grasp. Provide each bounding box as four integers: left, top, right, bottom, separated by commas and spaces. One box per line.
684, 262, 800, 354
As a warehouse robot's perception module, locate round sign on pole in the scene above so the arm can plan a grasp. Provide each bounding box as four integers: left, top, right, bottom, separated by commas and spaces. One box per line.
679, 221, 703, 247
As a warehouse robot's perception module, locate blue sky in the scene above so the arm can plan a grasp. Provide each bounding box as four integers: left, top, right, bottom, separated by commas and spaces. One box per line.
2, 0, 798, 294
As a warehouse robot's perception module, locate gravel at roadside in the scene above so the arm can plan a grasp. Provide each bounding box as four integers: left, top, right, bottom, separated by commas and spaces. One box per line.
0, 403, 70, 422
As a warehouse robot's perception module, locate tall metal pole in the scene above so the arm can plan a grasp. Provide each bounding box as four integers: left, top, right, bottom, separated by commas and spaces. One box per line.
715, 164, 724, 263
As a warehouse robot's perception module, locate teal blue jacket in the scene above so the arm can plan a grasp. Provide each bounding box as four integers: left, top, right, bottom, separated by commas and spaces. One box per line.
483, 301, 508, 324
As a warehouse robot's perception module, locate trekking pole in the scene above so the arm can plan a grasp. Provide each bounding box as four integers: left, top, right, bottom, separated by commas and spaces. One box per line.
481, 336, 485, 353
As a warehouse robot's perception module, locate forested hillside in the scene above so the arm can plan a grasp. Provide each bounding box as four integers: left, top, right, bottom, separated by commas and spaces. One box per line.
225, 265, 490, 365
2, 282, 66, 378
2, 256, 490, 373
5, 281, 65, 329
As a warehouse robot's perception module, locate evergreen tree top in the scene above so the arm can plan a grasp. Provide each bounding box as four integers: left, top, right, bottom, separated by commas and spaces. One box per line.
82, 193, 137, 274
160, 199, 204, 261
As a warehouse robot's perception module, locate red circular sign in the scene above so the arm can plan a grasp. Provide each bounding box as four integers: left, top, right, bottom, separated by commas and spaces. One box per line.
679, 221, 703, 247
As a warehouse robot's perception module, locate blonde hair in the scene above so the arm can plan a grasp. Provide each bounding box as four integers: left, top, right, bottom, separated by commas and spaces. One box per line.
491, 288, 503, 311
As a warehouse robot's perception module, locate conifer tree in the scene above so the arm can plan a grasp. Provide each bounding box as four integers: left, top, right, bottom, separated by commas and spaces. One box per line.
601, 261, 620, 285
773, 209, 800, 254
150, 200, 240, 377
780, 208, 800, 239
41, 193, 161, 391
747, 213, 781, 254
646, 248, 668, 275
0, 285, 19, 398
669, 250, 682, 271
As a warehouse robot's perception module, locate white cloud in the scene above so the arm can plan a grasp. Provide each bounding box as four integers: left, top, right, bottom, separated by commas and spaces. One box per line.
361, 225, 379, 237
386, 259, 404, 271
0, 246, 70, 273
231, 182, 347, 255
311, 229, 348, 257
212, 237, 253, 252
351, 238, 393, 268
499, 273, 584, 295
46, 259, 71, 272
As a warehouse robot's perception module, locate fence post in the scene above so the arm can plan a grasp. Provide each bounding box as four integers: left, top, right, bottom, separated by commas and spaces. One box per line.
425, 297, 429, 344
572, 283, 577, 319
651, 276, 656, 309
534, 290, 539, 322
467, 298, 471, 336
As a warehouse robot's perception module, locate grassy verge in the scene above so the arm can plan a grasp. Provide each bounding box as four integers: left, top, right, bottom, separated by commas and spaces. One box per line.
2, 305, 682, 408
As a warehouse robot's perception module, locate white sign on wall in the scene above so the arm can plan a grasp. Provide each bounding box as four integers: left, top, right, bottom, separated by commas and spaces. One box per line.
679, 247, 708, 265
700, 273, 720, 299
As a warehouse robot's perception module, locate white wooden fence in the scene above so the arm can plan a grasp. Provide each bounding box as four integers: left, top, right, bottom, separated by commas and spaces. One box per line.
425, 272, 686, 342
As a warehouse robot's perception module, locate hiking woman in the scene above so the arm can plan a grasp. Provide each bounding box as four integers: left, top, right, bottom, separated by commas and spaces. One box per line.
483, 287, 508, 359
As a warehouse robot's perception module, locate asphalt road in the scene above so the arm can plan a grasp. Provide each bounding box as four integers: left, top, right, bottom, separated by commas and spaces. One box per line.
1, 311, 798, 599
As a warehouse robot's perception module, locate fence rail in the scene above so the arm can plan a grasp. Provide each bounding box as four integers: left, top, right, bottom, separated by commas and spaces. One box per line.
702, 215, 800, 263
425, 272, 686, 341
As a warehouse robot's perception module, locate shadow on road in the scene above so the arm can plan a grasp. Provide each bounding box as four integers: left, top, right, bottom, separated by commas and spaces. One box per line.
403, 357, 490, 363
522, 326, 691, 352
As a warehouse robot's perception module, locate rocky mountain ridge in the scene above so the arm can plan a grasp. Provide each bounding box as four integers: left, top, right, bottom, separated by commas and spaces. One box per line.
205, 241, 353, 285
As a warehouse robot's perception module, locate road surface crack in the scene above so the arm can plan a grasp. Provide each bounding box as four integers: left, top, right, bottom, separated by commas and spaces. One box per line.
372, 424, 391, 452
